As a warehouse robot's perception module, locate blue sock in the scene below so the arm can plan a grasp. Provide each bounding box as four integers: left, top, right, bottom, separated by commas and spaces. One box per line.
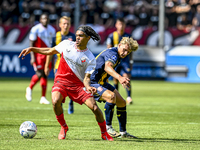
117, 106, 127, 132
69, 99, 73, 105
126, 86, 131, 97
104, 102, 116, 125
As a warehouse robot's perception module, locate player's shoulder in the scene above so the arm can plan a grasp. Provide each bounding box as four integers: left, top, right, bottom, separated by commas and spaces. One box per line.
108, 32, 114, 38
62, 39, 75, 45
47, 24, 56, 32
107, 47, 118, 54
99, 47, 118, 58
30, 23, 41, 31
86, 49, 95, 59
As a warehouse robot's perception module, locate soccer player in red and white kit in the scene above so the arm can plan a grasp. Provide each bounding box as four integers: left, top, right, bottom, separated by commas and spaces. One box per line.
26, 13, 56, 104
19, 26, 113, 141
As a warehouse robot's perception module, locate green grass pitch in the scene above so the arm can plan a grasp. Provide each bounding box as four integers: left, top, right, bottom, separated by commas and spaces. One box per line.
0, 78, 200, 150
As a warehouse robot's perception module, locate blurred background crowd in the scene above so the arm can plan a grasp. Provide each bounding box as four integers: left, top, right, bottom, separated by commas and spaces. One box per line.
1, 0, 200, 31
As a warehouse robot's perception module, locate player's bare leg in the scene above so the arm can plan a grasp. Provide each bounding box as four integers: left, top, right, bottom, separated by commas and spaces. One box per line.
84, 97, 113, 141
52, 91, 68, 140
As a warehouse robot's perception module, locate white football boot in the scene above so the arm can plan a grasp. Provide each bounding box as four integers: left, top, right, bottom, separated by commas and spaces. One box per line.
126, 97, 133, 105
40, 96, 50, 104
25, 87, 32, 102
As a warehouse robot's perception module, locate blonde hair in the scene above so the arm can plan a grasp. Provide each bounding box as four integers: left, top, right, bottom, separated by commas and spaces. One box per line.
59, 16, 71, 23
120, 37, 139, 52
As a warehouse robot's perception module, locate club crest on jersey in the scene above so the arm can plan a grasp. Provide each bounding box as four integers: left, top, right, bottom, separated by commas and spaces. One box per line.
81, 57, 86, 63
97, 86, 103, 92
111, 55, 117, 62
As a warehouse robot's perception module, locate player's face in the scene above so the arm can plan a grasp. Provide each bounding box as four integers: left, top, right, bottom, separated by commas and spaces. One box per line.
75, 30, 90, 48
115, 20, 126, 33
59, 19, 71, 33
118, 43, 131, 58
40, 15, 49, 27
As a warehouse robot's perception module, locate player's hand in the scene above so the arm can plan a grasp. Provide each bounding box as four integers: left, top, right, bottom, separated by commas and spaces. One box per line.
86, 86, 97, 95
118, 76, 130, 89
18, 48, 32, 59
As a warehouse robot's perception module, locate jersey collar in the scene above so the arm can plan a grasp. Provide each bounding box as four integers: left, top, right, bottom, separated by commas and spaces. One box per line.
75, 44, 88, 52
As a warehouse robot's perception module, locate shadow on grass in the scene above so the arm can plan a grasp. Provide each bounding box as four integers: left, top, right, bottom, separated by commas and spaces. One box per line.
115, 137, 200, 143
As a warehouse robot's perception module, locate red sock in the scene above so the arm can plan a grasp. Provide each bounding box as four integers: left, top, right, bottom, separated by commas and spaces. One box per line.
56, 113, 67, 128
40, 77, 47, 97
98, 120, 107, 133
29, 74, 39, 89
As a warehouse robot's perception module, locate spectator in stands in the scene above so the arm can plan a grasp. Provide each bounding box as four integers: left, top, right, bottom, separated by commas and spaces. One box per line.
80, 0, 99, 25
149, 8, 159, 28
104, 0, 120, 12
124, 5, 139, 27
165, 0, 178, 28
99, 5, 115, 30
60, 0, 74, 24
0, 0, 19, 25
112, 5, 125, 22
192, 4, 200, 27
18, 6, 34, 27
177, 14, 192, 31
176, 0, 192, 21
29, 0, 42, 24
137, 5, 150, 26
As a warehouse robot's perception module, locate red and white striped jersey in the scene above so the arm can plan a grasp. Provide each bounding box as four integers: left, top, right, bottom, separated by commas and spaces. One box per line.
29, 23, 56, 48
54, 40, 96, 83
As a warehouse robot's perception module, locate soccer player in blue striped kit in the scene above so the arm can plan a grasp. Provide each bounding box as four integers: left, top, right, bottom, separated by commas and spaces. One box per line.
106, 17, 133, 105
90, 37, 139, 138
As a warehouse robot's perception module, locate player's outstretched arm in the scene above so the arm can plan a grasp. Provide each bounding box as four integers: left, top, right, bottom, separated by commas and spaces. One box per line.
105, 61, 130, 89
18, 47, 58, 59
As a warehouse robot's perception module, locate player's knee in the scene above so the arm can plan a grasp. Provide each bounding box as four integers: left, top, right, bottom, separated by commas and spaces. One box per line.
51, 94, 62, 106
92, 104, 98, 112
108, 92, 116, 104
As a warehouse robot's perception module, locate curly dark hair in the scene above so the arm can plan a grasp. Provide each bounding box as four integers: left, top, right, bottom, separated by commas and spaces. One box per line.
77, 25, 101, 42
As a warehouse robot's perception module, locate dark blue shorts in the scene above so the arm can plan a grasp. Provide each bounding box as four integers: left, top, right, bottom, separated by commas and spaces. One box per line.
91, 82, 115, 102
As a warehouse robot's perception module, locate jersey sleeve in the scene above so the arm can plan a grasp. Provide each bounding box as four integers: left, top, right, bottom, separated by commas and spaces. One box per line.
54, 40, 69, 53
85, 58, 96, 75
106, 34, 113, 46
29, 26, 37, 41
105, 50, 119, 65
